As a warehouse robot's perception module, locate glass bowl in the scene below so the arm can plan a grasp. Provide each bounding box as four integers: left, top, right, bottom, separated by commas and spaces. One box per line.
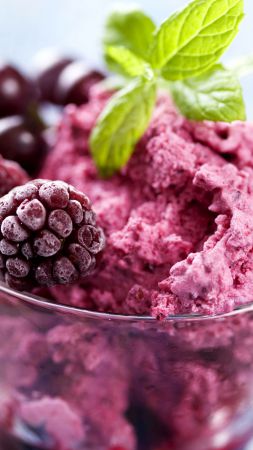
1, 283, 253, 450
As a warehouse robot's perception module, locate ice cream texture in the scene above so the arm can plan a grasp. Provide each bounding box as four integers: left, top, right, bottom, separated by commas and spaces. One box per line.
40, 86, 253, 317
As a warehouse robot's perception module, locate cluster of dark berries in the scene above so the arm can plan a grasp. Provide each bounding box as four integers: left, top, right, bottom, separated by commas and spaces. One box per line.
0, 155, 28, 197
0, 180, 105, 290
0, 52, 104, 175
0, 63, 47, 174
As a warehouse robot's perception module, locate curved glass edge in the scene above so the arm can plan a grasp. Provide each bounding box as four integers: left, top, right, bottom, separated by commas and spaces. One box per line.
1, 281, 253, 323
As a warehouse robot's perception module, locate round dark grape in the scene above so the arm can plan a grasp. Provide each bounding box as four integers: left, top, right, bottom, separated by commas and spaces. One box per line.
34, 49, 75, 103
0, 63, 37, 118
0, 116, 47, 175
55, 61, 105, 105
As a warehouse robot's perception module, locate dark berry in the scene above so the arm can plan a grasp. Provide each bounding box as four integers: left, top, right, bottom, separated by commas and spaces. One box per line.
53, 256, 78, 284
0, 155, 28, 197
34, 49, 75, 103
0, 63, 37, 118
34, 230, 61, 257
66, 199, 83, 224
68, 185, 91, 209
68, 243, 93, 272
1, 216, 29, 242
39, 181, 69, 208
0, 239, 18, 256
6, 257, 30, 278
17, 199, 46, 231
48, 209, 73, 238
0, 116, 47, 174
78, 225, 105, 254
0, 179, 105, 290
55, 61, 105, 105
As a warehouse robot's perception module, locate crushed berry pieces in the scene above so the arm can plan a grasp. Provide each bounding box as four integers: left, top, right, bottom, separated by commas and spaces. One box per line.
0, 179, 105, 290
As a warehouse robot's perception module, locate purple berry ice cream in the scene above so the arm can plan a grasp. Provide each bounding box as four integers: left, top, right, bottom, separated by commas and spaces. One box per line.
39, 88, 253, 318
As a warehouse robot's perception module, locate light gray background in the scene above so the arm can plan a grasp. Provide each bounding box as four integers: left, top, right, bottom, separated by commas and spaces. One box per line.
0, 0, 252, 116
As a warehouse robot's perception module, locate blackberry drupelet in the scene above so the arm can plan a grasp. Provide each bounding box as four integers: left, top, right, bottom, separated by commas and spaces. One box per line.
0, 180, 105, 290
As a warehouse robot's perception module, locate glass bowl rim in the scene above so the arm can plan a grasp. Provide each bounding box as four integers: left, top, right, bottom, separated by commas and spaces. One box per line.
1, 281, 253, 322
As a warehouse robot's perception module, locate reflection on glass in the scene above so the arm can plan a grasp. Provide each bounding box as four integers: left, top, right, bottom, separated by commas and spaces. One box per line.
1, 284, 253, 450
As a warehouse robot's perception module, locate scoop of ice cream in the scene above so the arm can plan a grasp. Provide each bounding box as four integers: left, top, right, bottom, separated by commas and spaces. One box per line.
0, 179, 105, 290
40, 90, 253, 317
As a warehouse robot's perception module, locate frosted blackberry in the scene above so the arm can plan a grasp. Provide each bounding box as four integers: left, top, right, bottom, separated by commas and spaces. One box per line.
0, 155, 28, 197
0, 179, 105, 290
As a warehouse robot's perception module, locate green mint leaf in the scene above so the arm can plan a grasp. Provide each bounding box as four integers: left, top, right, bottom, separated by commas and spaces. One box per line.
227, 54, 253, 78
103, 4, 156, 59
90, 77, 156, 177
170, 64, 246, 122
105, 46, 152, 78
149, 0, 244, 80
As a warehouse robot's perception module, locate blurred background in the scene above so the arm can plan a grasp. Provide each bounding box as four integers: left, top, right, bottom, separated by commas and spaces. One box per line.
0, 0, 253, 115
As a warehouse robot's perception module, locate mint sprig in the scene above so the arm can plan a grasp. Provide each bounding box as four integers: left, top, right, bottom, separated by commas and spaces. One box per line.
103, 5, 156, 59
90, 0, 246, 177
169, 64, 246, 122
149, 0, 244, 79
90, 76, 156, 177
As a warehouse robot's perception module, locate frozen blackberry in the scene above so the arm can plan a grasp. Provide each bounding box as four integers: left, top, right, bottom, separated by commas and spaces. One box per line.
0, 155, 28, 197
0, 179, 105, 290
